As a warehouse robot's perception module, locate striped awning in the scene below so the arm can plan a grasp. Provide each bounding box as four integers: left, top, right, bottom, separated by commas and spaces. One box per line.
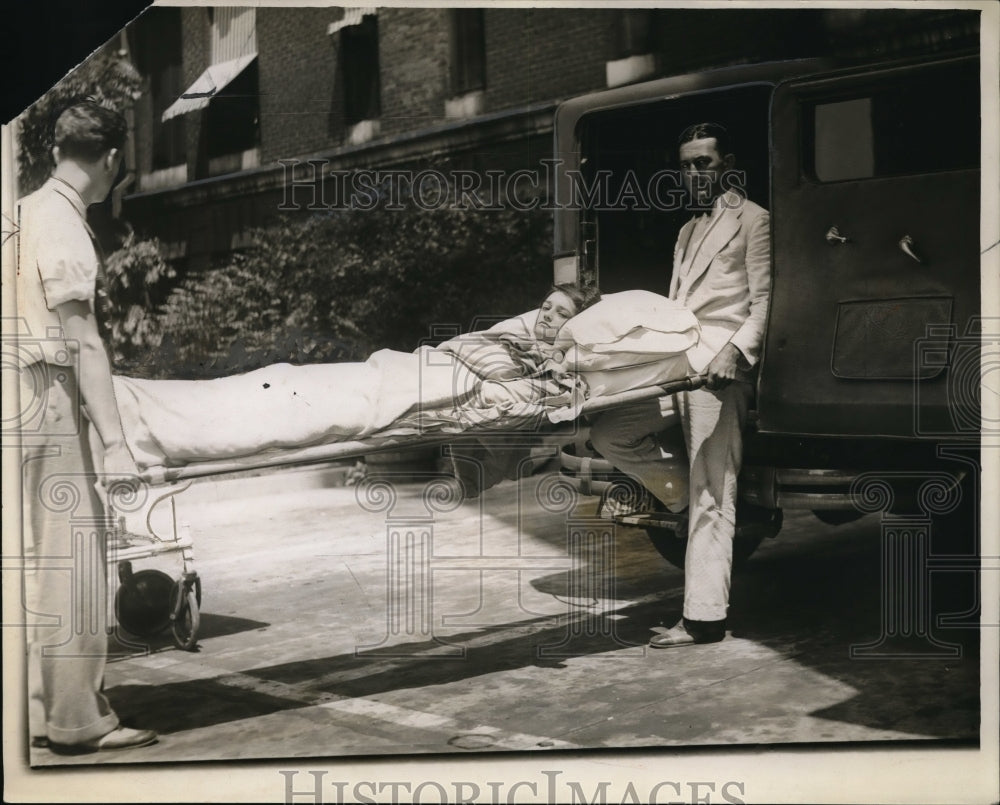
327, 7, 377, 36
161, 54, 257, 122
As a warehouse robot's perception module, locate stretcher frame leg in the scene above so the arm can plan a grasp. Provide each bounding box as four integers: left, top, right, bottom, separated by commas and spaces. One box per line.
108, 482, 201, 651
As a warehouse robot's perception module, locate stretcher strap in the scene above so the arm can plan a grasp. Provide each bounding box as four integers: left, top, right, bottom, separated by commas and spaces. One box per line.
579, 456, 594, 497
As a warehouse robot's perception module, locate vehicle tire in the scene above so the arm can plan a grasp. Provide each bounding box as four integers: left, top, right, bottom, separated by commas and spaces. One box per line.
115, 569, 174, 637
812, 510, 865, 526
645, 528, 767, 571
927, 466, 979, 558
170, 586, 200, 651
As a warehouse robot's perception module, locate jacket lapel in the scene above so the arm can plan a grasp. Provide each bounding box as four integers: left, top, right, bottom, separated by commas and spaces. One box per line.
685, 207, 742, 296
677, 191, 745, 300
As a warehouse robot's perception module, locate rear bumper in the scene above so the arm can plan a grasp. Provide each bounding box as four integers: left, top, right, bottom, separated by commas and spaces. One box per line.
739, 466, 862, 510
559, 444, 964, 513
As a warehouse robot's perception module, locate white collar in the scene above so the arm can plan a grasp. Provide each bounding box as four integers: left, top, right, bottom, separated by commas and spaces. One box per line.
47, 176, 89, 219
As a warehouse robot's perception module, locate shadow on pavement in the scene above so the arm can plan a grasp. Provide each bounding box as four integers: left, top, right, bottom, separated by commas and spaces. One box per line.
108, 613, 270, 659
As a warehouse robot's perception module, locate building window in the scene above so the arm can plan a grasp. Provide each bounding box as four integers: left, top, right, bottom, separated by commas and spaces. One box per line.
612, 9, 655, 60
210, 6, 257, 63
134, 7, 186, 171
605, 10, 658, 88
159, 6, 259, 177
204, 58, 260, 164
450, 9, 486, 96
340, 13, 382, 127
204, 6, 260, 172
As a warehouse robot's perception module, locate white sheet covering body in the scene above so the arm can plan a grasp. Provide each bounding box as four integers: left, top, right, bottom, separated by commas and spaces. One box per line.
113, 292, 700, 471
114, 349, 469, 468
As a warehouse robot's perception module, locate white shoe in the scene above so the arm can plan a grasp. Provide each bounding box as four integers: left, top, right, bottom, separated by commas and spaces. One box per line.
50, 726, 158, 754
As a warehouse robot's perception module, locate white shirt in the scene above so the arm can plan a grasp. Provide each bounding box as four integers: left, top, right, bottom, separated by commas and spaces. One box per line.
16, 178, 99, 366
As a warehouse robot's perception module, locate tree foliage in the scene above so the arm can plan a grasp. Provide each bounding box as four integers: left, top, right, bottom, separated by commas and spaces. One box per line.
103, 231, 176, 372
16, 51, 142, 195
16, 45, 557, 387
113, 180, 554, 379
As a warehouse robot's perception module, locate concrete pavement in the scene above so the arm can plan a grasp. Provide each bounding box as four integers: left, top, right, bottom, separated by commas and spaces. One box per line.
27, 464, 980, 767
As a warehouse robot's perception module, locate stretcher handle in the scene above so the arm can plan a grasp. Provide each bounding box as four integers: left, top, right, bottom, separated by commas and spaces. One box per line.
579, 373, 708, 415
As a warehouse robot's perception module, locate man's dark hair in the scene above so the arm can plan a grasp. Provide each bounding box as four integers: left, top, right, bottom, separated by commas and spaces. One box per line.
677, 122, 735, 158
53, 101, 128, 162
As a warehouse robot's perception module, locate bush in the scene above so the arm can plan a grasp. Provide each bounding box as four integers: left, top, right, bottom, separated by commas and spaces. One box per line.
143, 181, 555, 379
103, 231, 176, 375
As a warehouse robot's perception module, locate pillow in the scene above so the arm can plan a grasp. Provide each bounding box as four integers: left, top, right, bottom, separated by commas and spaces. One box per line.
572, 353, 692, 398
560, 335, 697, 371
551, 290, 698, 397
558, 290, 699, 352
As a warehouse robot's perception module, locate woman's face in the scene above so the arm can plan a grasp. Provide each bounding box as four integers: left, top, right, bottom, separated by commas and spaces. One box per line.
533, 290, 578, 344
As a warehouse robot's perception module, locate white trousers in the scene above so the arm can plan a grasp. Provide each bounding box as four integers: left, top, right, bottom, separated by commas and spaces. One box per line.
21, 364, 119, 744
590, 381, 752, 621
588, 394, 689, 512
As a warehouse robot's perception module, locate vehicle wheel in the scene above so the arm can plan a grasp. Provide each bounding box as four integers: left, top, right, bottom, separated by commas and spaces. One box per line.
927, 466, 979, 558
812, 510, 865, 526
170, 585, 200, 651
645, 528, 767, 571
115, 569, 174, 637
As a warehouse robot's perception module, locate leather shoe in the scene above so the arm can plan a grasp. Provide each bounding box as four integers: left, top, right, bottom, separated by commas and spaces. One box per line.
649, 618, 726, 648
49, 726, 158, 755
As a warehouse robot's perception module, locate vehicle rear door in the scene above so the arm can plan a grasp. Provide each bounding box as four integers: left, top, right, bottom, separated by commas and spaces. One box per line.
758, 55, 981, 440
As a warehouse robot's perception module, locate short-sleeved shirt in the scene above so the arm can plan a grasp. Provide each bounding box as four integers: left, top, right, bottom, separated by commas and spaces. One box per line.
16, 178, 99, 366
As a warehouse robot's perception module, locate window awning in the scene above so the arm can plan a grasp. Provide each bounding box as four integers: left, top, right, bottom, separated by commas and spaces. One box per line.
161, 54, 257, 122
327, 7, 377, 36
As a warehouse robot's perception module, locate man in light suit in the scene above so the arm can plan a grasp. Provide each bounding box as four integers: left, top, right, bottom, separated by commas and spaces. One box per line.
590, 122, 770, 647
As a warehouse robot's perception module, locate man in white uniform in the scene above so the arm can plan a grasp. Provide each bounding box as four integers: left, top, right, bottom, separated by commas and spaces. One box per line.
18, 101, 158, 751
590, 123, 770, 647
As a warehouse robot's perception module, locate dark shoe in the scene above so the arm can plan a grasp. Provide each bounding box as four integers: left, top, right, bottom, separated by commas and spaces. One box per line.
30, 736, 49, 749
49, 726, 158, 755
649, 618, 726, 648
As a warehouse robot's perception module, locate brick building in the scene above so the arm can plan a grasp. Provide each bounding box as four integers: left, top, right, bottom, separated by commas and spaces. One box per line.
118, 5, 978, 270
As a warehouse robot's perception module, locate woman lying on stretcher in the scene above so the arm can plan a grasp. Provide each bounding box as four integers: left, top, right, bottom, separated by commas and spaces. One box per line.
534, 283, 602, 344
112, 283, 606, 469
459, 283, 602, 408
430, 282, 599, 497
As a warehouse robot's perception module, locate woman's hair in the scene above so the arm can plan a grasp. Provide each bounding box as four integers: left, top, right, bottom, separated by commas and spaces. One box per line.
53, 101, 128, 162
545, 282, 601, 315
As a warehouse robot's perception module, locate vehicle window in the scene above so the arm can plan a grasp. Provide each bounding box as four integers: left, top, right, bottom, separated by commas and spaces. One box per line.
809, 60, 979, 182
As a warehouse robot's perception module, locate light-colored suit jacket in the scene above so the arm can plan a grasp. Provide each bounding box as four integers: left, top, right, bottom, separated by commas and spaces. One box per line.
670, 190, 771, 376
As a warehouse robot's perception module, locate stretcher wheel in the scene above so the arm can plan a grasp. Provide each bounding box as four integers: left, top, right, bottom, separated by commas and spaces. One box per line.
115, 569, 174, 637
170, 584, 200, 651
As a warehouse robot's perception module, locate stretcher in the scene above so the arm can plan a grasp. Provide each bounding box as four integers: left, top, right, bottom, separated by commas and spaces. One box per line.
107, 374, 707, 651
